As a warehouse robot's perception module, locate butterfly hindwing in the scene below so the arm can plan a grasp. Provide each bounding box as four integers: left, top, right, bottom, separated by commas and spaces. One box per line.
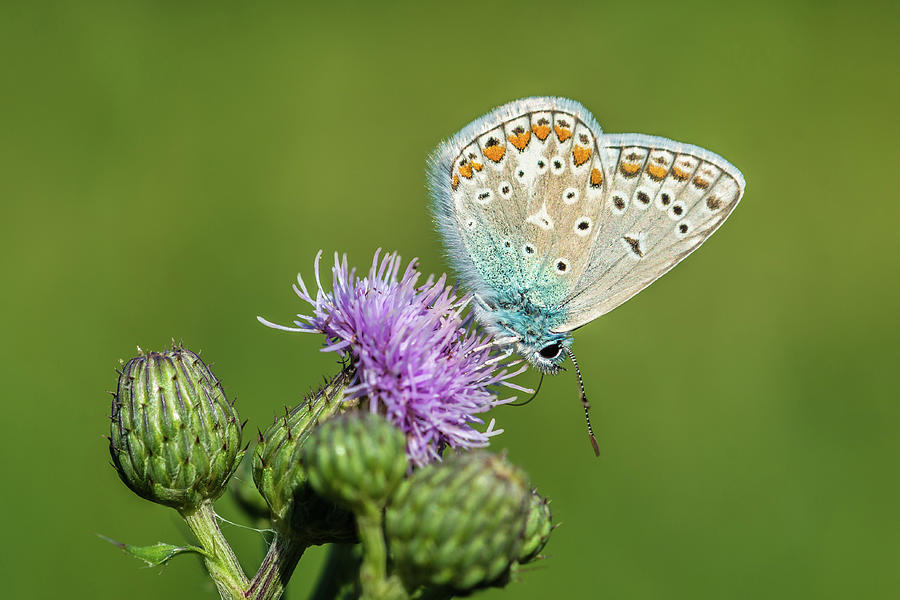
428, 98, 606, 308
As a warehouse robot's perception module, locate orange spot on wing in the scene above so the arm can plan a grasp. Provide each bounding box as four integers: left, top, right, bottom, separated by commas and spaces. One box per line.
508, 131, 531, 150
671, 166, 690, 181
620, 162, 641, 176
692, 176, 709, 189
532, 124, 551, 140
554, 126, 572, 142
590, 168, 603, 188
458, 163, 473, 179
451, 174, 459, 190
647, 164, 668, 181
483, 144, 506, 163
471, 161, 484, 172
572, 145, 592, 166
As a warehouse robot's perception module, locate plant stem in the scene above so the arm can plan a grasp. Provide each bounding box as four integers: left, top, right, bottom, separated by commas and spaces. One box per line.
181, 501, 249, 600
245, 534, 306, 600
356, 508, 387, 598
356, 507, 407, 599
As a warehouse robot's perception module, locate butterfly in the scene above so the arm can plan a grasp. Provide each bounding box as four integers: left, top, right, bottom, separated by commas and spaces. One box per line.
427, 97, 745, 453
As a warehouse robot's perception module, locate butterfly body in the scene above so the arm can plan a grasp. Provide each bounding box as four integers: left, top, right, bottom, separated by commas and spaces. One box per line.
474, 291, 572, 371
428, 97, 745, 373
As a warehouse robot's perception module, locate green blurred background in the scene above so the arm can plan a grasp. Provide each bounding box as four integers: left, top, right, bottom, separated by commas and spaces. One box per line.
2, 1, 898, 598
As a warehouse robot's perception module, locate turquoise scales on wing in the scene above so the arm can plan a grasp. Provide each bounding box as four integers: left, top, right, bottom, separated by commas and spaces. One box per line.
427, 97, 745, 374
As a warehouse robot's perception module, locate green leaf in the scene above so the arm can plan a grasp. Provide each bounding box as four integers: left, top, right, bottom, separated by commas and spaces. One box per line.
99, 534, 210, 566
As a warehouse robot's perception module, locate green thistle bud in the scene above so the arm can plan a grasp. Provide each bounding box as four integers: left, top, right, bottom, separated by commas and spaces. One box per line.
252, 369, 357, 542
517, 489, 553, 564
108, 346, 244, 512
301, 411, 408, 515
385, 452, 531, 593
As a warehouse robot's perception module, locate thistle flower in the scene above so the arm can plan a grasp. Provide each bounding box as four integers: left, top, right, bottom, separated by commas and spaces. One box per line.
259, 250, 527, 466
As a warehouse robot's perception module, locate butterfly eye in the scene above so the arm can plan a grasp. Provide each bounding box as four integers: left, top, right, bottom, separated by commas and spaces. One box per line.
539, 343, 562, 360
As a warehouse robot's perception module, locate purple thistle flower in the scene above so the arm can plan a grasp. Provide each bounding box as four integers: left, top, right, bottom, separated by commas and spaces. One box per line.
259, 250, 529, 466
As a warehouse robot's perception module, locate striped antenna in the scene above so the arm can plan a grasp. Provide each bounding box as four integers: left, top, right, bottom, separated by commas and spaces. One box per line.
563, 347, 600, 457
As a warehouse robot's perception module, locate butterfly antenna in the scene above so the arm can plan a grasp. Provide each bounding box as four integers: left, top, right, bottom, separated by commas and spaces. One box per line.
508, 372, 544, 407
563, 347, 600, 457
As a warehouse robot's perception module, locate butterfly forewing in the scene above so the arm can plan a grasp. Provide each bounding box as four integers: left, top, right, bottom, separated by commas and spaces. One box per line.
558, 135, 744, 330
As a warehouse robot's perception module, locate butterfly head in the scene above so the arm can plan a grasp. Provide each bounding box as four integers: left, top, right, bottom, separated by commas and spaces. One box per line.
477, 299, 572, 374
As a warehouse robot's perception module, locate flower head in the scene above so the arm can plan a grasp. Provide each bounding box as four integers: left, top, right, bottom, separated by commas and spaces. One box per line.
259, 250, 527, 466
109, 346, 244, 511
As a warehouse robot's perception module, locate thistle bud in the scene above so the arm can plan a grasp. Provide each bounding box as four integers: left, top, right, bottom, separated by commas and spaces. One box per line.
301, 411, 408, 515
517, 489, 553, 564
385, 452, 531, 593
252, 369, 357, 542
108, 346, 243, 512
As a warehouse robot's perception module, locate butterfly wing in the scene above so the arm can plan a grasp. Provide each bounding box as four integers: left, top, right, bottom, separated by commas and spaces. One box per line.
555, 134, 745, 331
427, 97, 606, 309
428, 98, 744, 335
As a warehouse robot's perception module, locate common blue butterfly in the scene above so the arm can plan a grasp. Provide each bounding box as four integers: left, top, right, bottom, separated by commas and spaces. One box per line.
427, 97, 745, 452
